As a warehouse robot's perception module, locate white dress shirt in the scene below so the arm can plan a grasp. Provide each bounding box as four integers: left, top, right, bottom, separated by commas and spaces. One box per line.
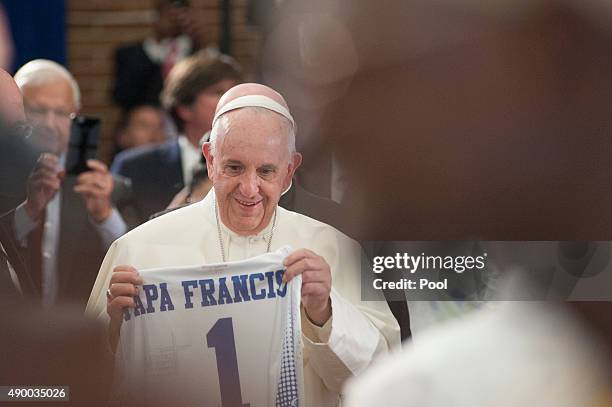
142, 35, 192, 65
177, 135, 204, 186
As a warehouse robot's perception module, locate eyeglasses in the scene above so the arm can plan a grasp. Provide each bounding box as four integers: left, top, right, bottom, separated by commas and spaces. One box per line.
25, 105, 76, 123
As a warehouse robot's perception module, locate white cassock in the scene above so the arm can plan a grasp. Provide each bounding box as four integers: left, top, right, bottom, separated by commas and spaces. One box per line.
86, 189, 401, 407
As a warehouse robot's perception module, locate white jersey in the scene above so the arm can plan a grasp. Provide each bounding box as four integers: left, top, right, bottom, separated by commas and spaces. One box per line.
111, 246, 304, 407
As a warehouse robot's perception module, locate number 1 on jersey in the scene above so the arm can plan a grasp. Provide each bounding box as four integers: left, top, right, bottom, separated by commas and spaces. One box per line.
207, 317, 250, 407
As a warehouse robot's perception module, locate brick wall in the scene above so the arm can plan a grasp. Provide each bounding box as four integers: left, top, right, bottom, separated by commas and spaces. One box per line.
67, 0, 262, 164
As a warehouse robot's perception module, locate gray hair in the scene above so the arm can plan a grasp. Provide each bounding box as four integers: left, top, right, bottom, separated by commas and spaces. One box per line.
14, 59, 81, 109
208, 107, 296, 156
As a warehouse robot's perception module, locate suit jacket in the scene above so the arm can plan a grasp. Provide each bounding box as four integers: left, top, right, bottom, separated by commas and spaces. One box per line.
0, 212, 33, 299
112, 42, 164, 111
279, 180, 345, 231
57, 177, 106, 306
0, 178, 106, 308
111, 140, 184, 228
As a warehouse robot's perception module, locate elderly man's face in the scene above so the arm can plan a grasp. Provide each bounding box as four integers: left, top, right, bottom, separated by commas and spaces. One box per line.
22, 79, 76, 155
205, 109, 299, 236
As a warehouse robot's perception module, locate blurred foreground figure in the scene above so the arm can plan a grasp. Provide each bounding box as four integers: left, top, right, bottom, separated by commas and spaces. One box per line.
0, 68, 31, 300
261, 0, 612, 240
261, 0, 612, 402
0, 68, 23, 124
0, 301, 113, 406
344, 279, 612, 407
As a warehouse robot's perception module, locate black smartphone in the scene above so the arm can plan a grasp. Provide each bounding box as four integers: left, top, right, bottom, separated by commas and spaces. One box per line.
65, 116, 100, 176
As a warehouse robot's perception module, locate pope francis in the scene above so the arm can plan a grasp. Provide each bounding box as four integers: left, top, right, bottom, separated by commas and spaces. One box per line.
86, 83, 400, 407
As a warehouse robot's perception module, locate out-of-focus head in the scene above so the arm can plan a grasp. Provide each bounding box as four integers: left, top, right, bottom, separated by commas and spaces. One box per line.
263, 0, 612, 240
0, 69, 34, 214
14, 59, 80, 155
202, 83, 302, 236
0, 68, 24, 125
154, 0, 191, 39
161, 52, 241, 136
116, 104, 166, 150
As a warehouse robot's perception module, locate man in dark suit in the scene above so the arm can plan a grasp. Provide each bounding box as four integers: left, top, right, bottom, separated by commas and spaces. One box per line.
110, 139, 184, 228
111, 53, 241, 228
112, 0, 208, 113
5, 59, 124, 308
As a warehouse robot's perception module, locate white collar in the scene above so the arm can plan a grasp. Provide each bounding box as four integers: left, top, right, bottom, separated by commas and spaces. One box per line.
177, 135, 203, 185
143, 35, 193, 63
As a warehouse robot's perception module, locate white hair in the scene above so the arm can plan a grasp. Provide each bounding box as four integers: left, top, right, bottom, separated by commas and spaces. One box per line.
208, 107, 296, 156
14, 59, 81, 109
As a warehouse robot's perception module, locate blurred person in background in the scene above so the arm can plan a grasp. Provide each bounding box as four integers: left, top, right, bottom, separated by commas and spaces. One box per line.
111, 52, 241, 228
0, 59, 126, 308
112, 0, 213, 114
112, 104, 167, 158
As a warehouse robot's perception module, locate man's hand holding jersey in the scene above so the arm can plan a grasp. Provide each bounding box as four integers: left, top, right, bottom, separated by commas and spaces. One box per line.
106, 265, 142, 351
283, 249, 332, 327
